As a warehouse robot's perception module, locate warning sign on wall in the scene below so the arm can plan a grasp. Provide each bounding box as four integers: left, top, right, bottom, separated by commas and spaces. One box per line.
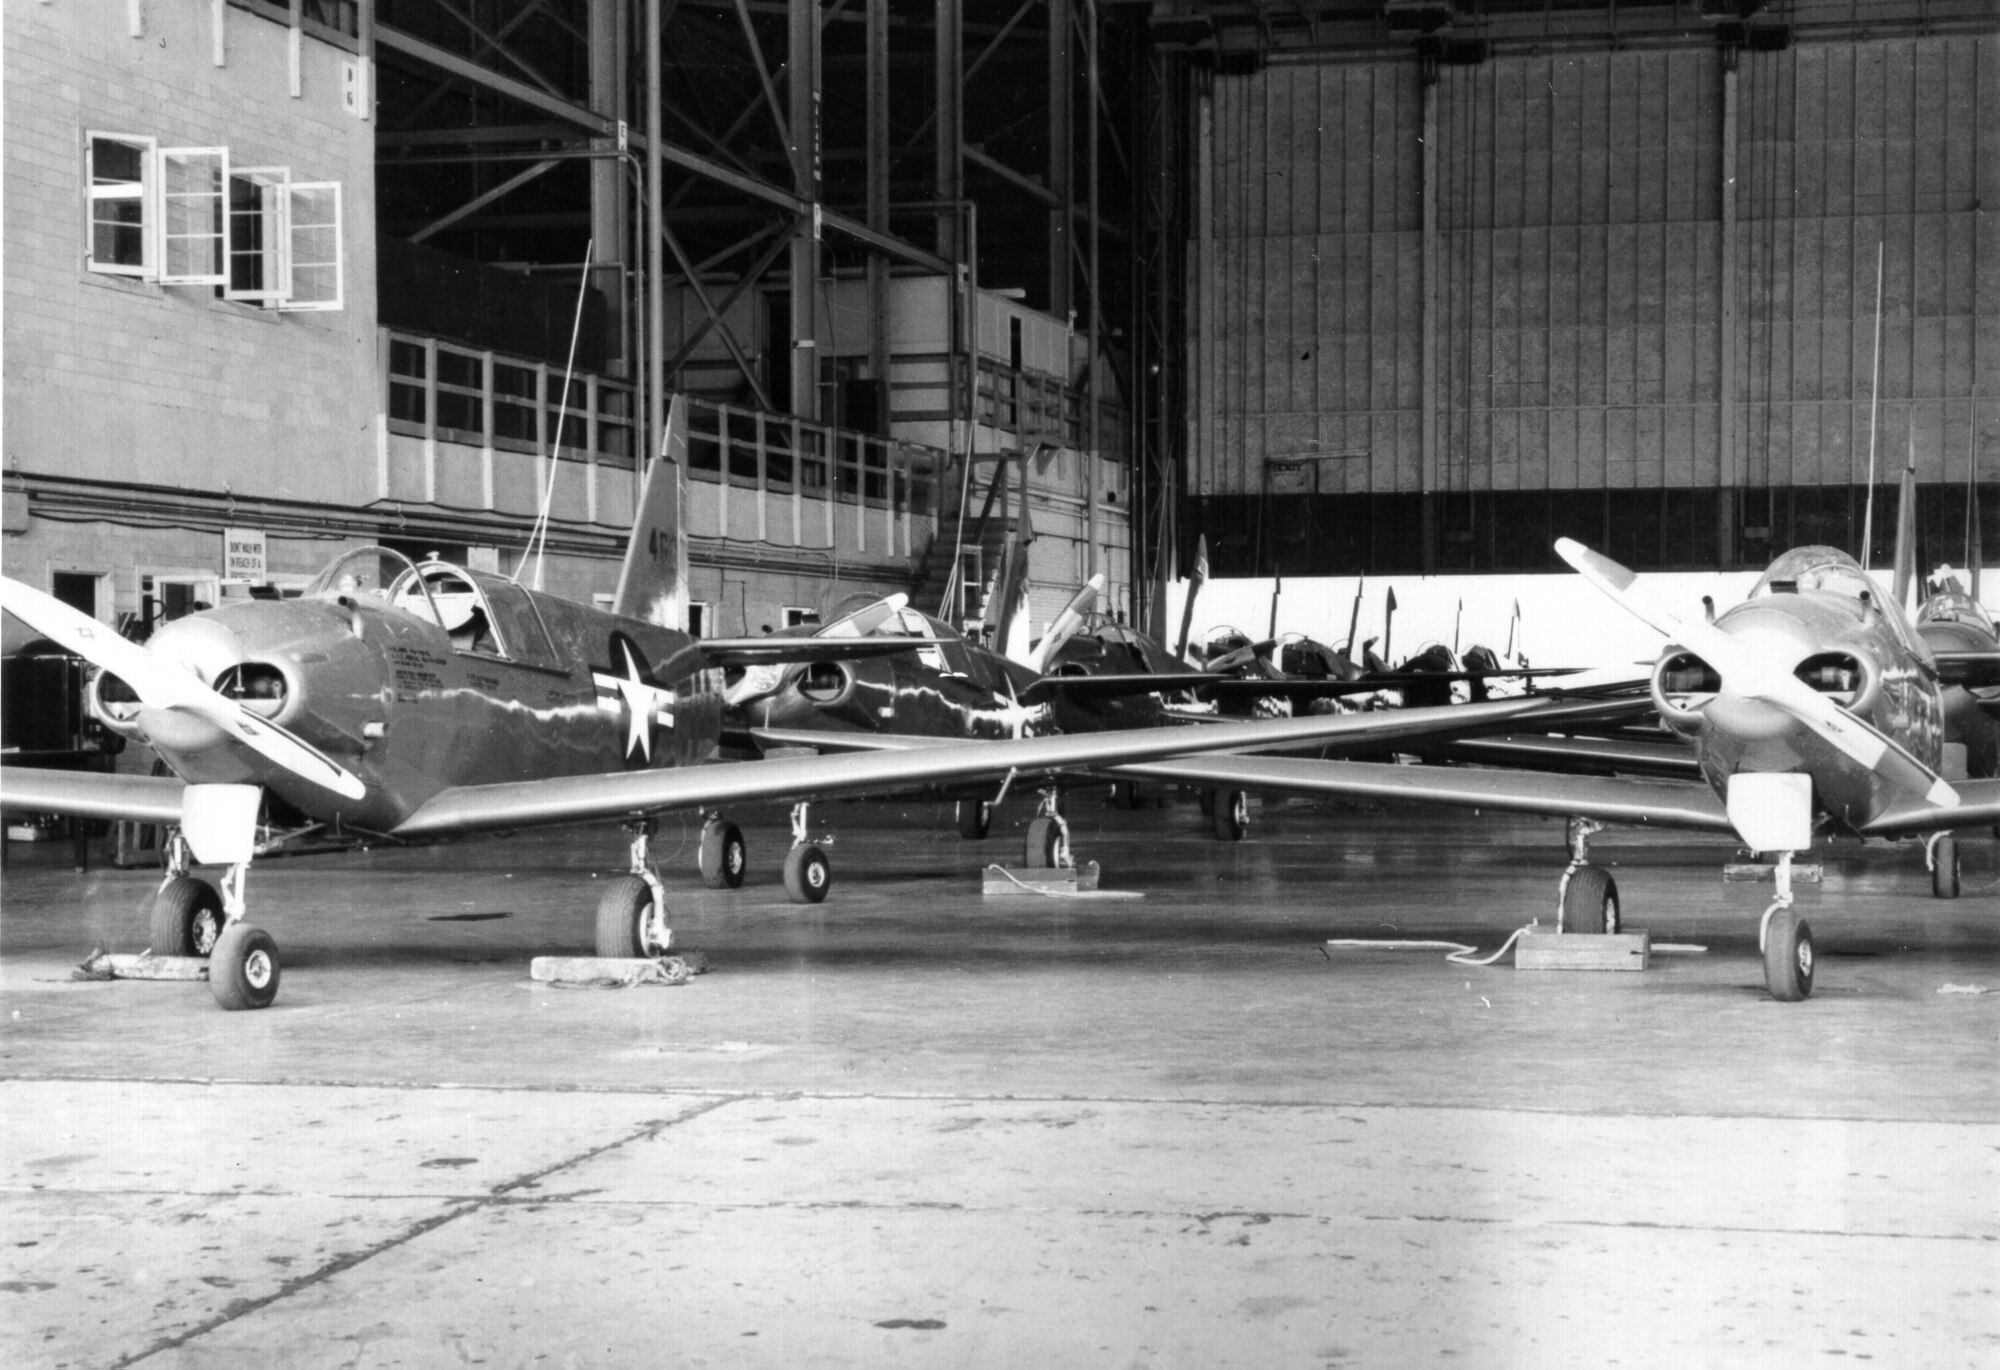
224, 528, 267, 583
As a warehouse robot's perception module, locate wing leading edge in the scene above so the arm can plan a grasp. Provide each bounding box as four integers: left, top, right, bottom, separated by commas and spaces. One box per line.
393, 694, 1578, 837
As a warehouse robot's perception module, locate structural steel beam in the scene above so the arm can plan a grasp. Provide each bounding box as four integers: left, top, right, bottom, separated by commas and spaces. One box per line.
409, 158, 561, 243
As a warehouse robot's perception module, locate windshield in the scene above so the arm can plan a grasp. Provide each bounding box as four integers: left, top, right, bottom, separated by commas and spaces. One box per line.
306, 547, 430, 604
1918, 587, 1997, 634
1749, 546, 1877, 602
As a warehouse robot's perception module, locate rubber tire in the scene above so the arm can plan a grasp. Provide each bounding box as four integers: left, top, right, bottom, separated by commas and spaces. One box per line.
151, 877, 226, 958
956, 799, 992, 840
1024, 816, 1060, 868
783, 844, 831, 904
1110, 781, 1138, 810
1932, 834, 1961, 900
1210, 790, 1247, 842
1560, 865, 1619, 935
1763, 909, 1815, 1002
698, 820, 747, 889
595, 875, 666, 957
209, 923, 281, 1011
1198, 787, 1216, 817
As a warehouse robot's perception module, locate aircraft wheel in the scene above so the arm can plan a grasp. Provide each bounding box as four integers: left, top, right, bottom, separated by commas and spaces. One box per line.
699, 820, 747, 889
1763, 910, 1814, 1002
1560, 865, 1619, 935
210, 923, 281, 1011
783, 845, 831, 904
151, 876, 226, 958
1110, 781, 1138, 810
595, 875, 667, 957
1210, 789, 1248, 842
956, 800, 992, 840
1932, 835, 1961, 900
1025, 817, 1061, 868
1198, 787, 1216, 817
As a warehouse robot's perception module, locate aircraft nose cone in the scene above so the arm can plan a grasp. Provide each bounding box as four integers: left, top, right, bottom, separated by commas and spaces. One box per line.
1704, 694, 1796, 742
148, 614, 248, 688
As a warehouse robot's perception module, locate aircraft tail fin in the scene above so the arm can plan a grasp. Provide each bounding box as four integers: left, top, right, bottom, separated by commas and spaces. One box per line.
993, 487, 1036, 666
1891, 445, 1918, 612
613, 395, 689, 629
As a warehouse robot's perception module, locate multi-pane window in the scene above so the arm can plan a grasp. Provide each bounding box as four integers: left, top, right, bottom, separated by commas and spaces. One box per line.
82, 129, 342, 310
383, 331, 636, 470
87, 134, 154, 276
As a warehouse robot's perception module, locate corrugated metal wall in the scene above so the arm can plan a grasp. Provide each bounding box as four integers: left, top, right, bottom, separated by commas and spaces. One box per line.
1190, 35, 1996, 516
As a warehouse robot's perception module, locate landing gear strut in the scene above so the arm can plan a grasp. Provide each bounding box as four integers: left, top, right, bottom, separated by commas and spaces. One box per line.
1556, 817, 1619, 935
783, 802, 831, 904
1759, 851, 1814, 1002
596, 818, 673, 957
208, 855, 279, 1011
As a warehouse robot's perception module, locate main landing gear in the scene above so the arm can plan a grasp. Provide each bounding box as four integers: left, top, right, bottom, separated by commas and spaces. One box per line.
1023, 789, 1072, 870
956, 798, 993, 839
1556, 818, 1619, 935
783, 802, 831, 904
597, 817, 674, 957
1926, 831, 1961, 900
698, 813, 747, 889
151, 830, 281, 1011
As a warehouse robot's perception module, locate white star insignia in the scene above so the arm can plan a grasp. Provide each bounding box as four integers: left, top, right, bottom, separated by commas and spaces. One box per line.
614, 641, 655, 760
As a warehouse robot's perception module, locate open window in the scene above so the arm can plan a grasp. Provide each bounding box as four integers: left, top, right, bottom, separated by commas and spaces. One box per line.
158, 147, 229, 285
81, 130, 341, 309
85, 132, 156, 277
226, 167, 291, 302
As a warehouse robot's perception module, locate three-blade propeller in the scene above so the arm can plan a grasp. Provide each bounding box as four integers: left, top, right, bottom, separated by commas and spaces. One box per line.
0, 577, 367, 801
1555, 539, 1958, 809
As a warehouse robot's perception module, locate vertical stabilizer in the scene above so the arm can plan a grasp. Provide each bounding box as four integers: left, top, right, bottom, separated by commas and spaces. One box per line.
614, 395, 690, 628
1890, 448, 1918, 613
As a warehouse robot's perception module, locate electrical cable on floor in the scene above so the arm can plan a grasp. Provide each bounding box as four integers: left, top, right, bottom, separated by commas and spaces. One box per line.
1325, 927, 1708, 968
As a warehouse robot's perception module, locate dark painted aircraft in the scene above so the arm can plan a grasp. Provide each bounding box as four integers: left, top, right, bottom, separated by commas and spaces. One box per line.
1110, 531, 2000, 1002
0, 416, 1606, 1009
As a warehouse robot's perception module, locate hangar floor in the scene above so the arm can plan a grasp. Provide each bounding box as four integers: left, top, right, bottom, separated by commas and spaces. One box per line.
2, 794, 1996, 1367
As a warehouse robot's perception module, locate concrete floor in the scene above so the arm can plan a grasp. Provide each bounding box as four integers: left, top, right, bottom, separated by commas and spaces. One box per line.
1, 794, 1996, 1367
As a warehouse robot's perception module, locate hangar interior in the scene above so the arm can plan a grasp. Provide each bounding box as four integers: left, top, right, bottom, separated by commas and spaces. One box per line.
8, 0, 1993, 655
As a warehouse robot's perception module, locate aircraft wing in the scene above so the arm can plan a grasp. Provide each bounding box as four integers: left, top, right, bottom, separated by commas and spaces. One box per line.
0, 766, 187, 824
392, 694, 1578, 837
1426, 732, 1703, 780
1859, 778, 2000, 837
1098, 754, 1735, 832
1020, 672, 1220, 702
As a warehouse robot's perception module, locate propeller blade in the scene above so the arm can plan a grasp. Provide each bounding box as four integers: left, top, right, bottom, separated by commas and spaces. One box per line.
818, 592, 910, 639
1555, 540, 1958, 809
1033, 575, 1104, 674
0, 578, 366, 801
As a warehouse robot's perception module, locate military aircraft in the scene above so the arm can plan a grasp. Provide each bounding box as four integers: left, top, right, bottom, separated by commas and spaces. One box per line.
1102, 528, 2000, 1002
0, 418, 1606, 1010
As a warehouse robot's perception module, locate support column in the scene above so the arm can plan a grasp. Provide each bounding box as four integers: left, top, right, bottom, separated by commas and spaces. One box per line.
1719, 46, 1740, 567
589, 0, 628, 374
1420, 69, 1440, 575
934, 0, 963, 260
788, 0, 822, 420
1083, 0, 1099, 579
1047, 0, 1073, 319
866, 0, 891, 409
645, 0, 665, 467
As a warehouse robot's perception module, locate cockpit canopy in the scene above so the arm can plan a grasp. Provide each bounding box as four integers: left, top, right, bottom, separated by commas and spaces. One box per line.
1918, 586, 1997, 635
304, 547, 563, 669
1748, 546, 1879, 603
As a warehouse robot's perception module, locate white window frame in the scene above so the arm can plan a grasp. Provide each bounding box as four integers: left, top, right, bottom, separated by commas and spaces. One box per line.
156, 146, 230, 285
276, 180, 343, 311
781, 606, 819, 629
687, 601, 712, 639
225, 166, 293, 303
84, 131, 157, 277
